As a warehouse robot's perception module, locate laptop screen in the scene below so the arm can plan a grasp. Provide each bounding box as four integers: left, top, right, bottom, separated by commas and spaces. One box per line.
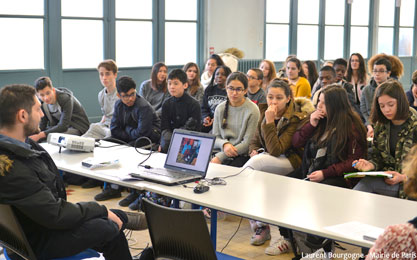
164, 129, 215, 176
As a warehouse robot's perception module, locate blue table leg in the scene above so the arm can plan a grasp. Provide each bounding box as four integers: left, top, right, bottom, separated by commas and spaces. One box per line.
210, 208, 217, 247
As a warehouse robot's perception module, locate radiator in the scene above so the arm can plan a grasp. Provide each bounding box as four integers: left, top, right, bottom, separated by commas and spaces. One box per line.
237, 59, 262, 73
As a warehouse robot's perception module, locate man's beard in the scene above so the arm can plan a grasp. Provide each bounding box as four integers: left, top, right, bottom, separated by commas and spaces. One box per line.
24, 117, 40, 137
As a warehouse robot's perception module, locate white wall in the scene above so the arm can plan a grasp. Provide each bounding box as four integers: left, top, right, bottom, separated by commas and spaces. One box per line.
205, 0, 264, 60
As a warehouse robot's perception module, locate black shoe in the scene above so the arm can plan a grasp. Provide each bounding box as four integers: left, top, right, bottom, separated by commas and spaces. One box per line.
81, 179, 102, 189
94, 188, 121, 201
119, 192, 139, 207
124, 211, 147, 230
128, 197, 141, 211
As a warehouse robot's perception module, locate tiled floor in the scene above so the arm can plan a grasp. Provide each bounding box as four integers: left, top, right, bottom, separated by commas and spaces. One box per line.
65, 185, 363, 260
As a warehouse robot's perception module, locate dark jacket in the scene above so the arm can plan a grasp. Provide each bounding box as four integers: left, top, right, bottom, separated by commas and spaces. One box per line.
0, 137, 107, 251
292, 121, 366, 179
160, 93, 201, 152
249, 97, 314, 169
110, 94, 161, 144
40, 88, 90, 135
201, 84, 227, 119
406, 88, 417, 111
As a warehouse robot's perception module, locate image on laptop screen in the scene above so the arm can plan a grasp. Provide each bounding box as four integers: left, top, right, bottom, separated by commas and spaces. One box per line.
176, 138, 201, 166
165, 130, 215, 175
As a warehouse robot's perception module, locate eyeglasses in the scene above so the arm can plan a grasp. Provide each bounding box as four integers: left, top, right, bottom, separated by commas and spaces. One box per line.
373, 70, 388, 74
246, 75, 258, 80
120, 91, 136, 100
226, 87, 245, 93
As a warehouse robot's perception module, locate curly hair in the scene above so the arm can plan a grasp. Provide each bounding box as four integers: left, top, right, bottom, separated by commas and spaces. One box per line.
368, 53, 404, 79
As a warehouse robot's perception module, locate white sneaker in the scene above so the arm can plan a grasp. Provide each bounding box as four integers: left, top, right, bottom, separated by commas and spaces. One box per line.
265, 237, 291, 255
249, 220, 257, 232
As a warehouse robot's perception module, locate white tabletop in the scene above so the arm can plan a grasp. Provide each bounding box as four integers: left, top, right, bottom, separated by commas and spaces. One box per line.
41, 143, 417, 248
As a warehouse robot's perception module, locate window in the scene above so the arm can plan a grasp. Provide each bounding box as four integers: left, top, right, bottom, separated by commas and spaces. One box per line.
61, 0, 103, 69
265, 0, 290, 61
398, 0, 415, 56
350, 0, 369, 58
165, 0, 197, 66
297, 0, 319, 60
0, 0, 44, 70
115, 0, 153, 67
377, 0, 395, 54
324, 0, 345, 60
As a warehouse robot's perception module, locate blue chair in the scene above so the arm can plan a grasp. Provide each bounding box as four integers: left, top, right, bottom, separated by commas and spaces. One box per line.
0, 204, 99, 260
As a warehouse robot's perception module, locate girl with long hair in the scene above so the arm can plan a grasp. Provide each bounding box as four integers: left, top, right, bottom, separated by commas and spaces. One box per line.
200, 54, 224, 89
353, 79, 417, 198
286, 57, 311, 98
139, 62, 170, 116
302, 60, 319, 88
291, 84, 367, 187
345, 53, 368, 111
183, 62, 204, 104
210, 72, 260, 167
259, 60, 277, 91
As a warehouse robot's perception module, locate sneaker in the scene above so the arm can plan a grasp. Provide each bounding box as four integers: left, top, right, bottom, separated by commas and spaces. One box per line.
119, 192, 139, 207
249, 220, 257, 232
81, 179, 101, 189
124, 211, 147, 231
250, 225, 271, 246
94, 188, 121, 201
265, 237, 291, 255
128, 197, 141, 211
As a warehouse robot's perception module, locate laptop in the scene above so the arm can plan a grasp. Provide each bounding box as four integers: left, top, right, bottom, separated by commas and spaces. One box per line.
130, 129, 216, 185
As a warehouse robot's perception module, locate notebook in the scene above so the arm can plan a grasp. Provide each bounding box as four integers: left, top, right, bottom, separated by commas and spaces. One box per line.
130, 129, 216, 185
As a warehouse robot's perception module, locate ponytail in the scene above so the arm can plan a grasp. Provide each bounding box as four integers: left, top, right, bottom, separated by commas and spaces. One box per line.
221, 98, 229, 129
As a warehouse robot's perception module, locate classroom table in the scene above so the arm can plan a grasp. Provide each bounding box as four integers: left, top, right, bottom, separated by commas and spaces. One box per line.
41, 142, 417, 249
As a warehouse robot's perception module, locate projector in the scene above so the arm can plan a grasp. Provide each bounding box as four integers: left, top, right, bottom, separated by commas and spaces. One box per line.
47, 133, 95, 152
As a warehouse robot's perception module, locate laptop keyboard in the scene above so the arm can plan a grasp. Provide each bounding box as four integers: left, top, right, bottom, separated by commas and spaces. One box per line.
142, 168, 192, 179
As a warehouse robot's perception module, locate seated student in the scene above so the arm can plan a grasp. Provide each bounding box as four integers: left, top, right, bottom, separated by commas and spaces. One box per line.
210, 72, 260, 167
311, 66, 337, 106
95, 76, 161, 203
361, 58, 392, 139
201, 65, 232, 133
30, 76, 90, 142
200, 54, 225, 89
246, 68, 267, 104
160, 69, 201, 153
183, 62, 204, 105
139, 62, 170, 116
286, 57, 311, 98
346, 53, 369, 121
0, 84, 146, 260
353, 79, 417, 198
259, 60, 277, 91
332, 58, 359, 114
302, 60, 319, 88
291, 85, 367, 188
406, 70, 417, 111
243, 79, 314, 252
83, 60, 119, 140
366, 144, 417, 259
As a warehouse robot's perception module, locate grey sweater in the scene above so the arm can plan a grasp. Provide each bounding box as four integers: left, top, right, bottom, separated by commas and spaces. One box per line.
360, 78, 378, 126
213, 98, 260, 162
139, 79, 170, 116
40, 88, 90, 136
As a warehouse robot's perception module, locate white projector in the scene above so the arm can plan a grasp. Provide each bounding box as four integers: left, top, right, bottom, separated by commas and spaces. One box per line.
47, 133, 95, 152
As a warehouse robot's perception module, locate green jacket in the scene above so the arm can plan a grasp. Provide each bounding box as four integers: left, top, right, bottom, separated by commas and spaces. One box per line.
371, 107, 417, 198
249, 97, 314, 169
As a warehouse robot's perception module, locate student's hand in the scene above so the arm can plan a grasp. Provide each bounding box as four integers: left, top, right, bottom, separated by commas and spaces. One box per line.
203, 117, 213, 127
250, 150, 258, 157
265, 104, 277, 124
385, 171, 406, 186
210, 157, 221, 164
367, 125, 374, 138
158, 145, 161, 152
29, 132, 46, 142
107, 210, 123, 230
223, 143, 238, 157
307, 170, 324, 182
310, 110, 325, 127
352, 159, 375, 172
